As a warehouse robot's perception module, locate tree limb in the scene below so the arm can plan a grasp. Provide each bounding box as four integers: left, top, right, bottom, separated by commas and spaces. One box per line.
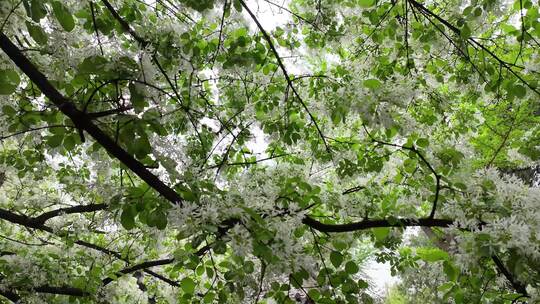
0, 33, 183, 205
492, 254, 528, 296
302, 216, 454, 233
102, 258, 175, 286
33, 204, 108, 224
407, 0, 540, 96
0, 207, 177, 287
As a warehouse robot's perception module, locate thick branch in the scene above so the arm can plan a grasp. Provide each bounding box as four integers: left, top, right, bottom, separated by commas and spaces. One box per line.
102, 258, 174, 285
0, 204, 107, 228
0, 289, 19, 303
0, 208, 45, 229
0, 285, 88, 303
0, 33, 183, 205
33, 286, 89, 297
0, 207, 176, 287
33, 204, 108, 224
302, 216, 454, 233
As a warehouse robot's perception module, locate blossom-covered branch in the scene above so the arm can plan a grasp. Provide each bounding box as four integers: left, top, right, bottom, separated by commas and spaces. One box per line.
0, 33, 184, 205
0, 207, 177, 287
407, 0, 540, 96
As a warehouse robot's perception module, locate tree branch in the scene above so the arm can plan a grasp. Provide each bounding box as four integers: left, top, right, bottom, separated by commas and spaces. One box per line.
238, 0, 330, 153
100, 0, 147, 47
0, 125, 75, 141
102, 258, 174, 286
302, 216, 454, 233
33, 204, 108, 224
0, 207, 177, 287
492, 254, 528, 296
0, 289, 19, 303
0, 285, 89, 303
362, 126, 441, 218
407, 0, 540, 96
33, 286, 89, 297
0, 33, 183, 205
100, 0, 205, 149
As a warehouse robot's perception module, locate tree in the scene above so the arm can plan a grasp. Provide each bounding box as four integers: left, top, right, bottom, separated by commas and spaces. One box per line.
0, 0, 539, 303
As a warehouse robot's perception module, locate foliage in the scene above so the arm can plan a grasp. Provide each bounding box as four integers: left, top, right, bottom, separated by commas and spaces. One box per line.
384, 286, 407, 304
0, 0, 539, 303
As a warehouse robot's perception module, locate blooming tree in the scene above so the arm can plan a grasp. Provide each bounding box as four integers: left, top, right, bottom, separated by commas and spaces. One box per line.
0, 0, 539, 303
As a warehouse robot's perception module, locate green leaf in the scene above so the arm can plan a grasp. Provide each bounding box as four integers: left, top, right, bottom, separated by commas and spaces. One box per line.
358, 0, 376, 8
148, 210, 167, 230
473, 7, 482, 16
129, 82, 146, 112
363, 78, 381, 89
358, 279, 369, 289
177, 185, 198, 202
511, 84, 527, 98
26, 22, 48, 45
1, 105, 17, 116
30, 0, 47, 21
233, 0, 242, 12
241, 206, 264, 224
345, 261, 359, 274
330, 251, 344, 268
133, 135, 151, 159
460, 23, 472, 39
63, 135, 77, 150
463, 6, 473, 16
180, 277, 196, 294
332, 240, 348, 251
454, 289, 464, 304
416, 247, 449, 262
182, 0, 215, 11
0, 70, 20, 95
78, 55, 108, 75
403, 158, 417, 174
372, 227, 390, 241
52, 1, 75, 32
120, 205, 137, 230
181, 190, 197, 201
47, 135, 64, 148
307, 289, 321, 300
443, 261, 459, 281
203, 292, 216, 303
416, 138, 429, 148
213, 240, 227, 254
437, 281, 454, 292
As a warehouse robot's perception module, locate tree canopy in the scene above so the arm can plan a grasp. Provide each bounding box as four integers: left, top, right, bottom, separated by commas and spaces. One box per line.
0, 0, 539, 303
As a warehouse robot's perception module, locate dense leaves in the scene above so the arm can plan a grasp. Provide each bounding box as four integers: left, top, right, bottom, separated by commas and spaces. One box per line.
0, 0, 539, 303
